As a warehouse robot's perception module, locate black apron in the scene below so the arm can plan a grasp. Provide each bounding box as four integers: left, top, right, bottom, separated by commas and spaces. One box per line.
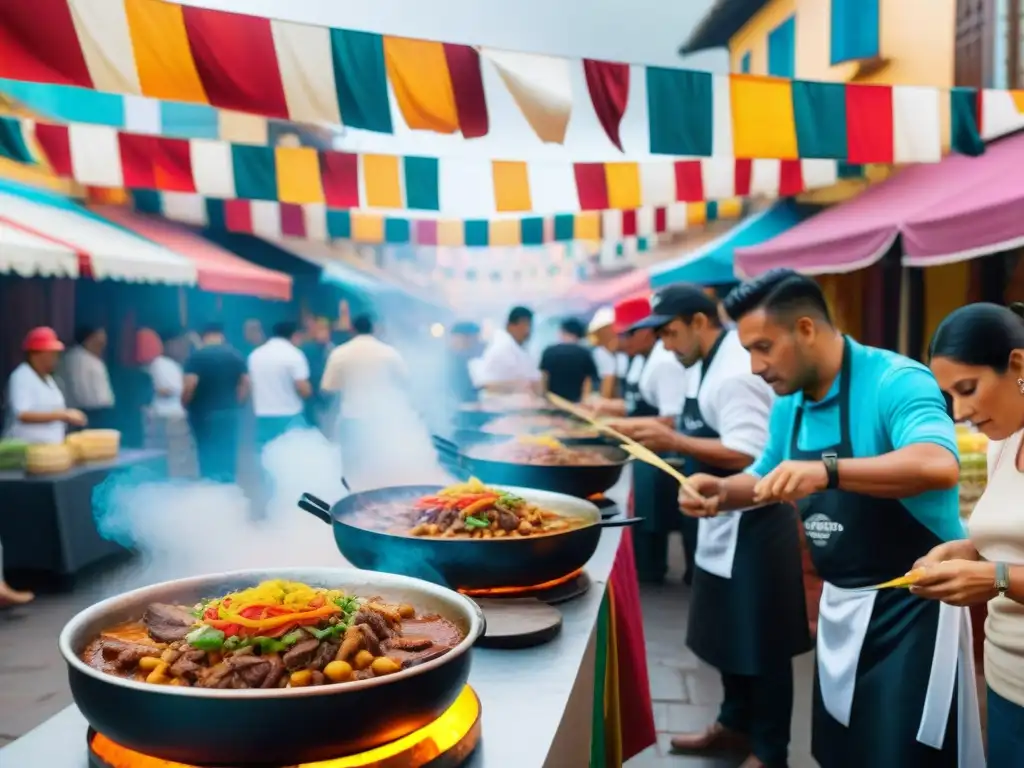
684, 333, 811, 676
626, 355, 679, 541
793, 338, 980, 768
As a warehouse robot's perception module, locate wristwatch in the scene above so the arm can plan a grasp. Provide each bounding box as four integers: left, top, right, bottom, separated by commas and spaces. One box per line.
995, 562, 1011, 597
822, 452, 840, 490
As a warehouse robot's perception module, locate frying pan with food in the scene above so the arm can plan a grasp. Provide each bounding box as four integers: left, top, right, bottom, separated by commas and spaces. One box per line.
297, 485, 641, 591
59, 567, 484, 765
432, 432, 630, 498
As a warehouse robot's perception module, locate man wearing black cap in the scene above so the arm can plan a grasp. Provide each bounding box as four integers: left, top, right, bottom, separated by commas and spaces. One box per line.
621, 284, 810, 768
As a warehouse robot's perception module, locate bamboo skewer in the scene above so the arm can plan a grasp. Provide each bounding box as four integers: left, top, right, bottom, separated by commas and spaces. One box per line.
545, 393, 706, 504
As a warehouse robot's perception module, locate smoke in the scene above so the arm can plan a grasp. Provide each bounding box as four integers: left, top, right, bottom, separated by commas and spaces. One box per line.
91, 364, 453, 594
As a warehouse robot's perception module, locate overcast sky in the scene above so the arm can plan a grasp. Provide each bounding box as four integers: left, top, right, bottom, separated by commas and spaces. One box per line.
176, 0, 728, 71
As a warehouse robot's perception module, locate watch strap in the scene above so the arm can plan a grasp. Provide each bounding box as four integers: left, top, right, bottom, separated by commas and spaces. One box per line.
822, 452, 840, 490
995, 562, 1011, 596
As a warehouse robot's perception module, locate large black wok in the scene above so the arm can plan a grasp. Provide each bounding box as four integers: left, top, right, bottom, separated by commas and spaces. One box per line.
298, 485, 641, 591
434, 432, 631, 498
59, 567, 484, 766
454, 407, 605, 440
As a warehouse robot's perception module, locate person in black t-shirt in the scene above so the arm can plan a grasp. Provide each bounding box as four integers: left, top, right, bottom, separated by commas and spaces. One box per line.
182, 323, 249, 483
540, 318, 599, 403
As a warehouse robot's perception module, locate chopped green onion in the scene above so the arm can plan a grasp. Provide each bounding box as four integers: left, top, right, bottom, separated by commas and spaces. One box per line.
465, 515, 490, 529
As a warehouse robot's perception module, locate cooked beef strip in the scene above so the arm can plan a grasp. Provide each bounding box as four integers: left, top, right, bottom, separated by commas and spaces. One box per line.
260, 654, 286, 689
167, 651, 203, 684
198, 663, 233, 689
97, 638, 159, 669
310, 641, 339, 671
143, 603, 196, 643
388, 636, 433, 652
357, 623, 382, 656
497, 510, 519, 531
282, 638, 320, 671
354, 609, 392, 640
229, 655, 273, 687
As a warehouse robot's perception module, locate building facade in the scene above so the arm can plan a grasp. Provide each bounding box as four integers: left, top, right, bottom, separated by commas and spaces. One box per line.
954, 0, 1021, 88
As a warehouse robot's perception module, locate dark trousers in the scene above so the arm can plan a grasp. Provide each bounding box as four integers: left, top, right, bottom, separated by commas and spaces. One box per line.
80, 407, 115, 431
988, 686, 1024, 765
189, 410, 240, 483
632, 516, 698, 584
718, 661, 794, 767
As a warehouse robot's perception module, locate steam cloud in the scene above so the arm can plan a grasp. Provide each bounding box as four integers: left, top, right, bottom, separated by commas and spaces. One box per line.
91, 376, 451, 594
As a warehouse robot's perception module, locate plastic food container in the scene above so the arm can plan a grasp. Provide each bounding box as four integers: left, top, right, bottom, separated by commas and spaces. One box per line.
66, 430, 121, 462
26, 443, 75, 475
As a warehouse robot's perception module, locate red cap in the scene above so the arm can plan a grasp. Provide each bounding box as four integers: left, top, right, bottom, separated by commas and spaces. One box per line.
135, 328, 163, 365
613, 296, 652, 334
23, 326, 65, 353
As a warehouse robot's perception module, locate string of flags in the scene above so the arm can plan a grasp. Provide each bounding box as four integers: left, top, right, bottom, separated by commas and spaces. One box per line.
0, 0, 1001, 162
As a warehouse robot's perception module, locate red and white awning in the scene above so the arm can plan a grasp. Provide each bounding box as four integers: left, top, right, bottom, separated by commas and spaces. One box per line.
0, 180, 196, 284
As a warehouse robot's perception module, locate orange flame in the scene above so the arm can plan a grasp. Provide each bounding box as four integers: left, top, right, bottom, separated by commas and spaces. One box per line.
458, 568, 584, 597
90, 686, 481, 768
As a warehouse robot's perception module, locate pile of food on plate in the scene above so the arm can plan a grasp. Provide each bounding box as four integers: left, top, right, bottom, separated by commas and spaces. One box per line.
468, 435, 614, 466
481, 412, 598, 439
349, 479, 590, 539
80, 580, 462, 689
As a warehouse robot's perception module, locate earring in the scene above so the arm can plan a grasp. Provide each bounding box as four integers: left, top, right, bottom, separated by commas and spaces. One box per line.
1018, 378, 1024, 395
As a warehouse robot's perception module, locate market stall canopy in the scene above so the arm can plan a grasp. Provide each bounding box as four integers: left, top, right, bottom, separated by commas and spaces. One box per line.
558, 269, 652, 310
94, 206, 292, 300
264, 237, 444, 309
0, 178, 195, 284
734, 147, 1014, 277
650, 201, 811, 289
901, 131, 1024, 266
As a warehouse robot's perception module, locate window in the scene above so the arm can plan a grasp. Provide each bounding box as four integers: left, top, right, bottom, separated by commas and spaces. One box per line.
740, 51, 752, 73
831, 0, 880, 65
768, 16, 796, 77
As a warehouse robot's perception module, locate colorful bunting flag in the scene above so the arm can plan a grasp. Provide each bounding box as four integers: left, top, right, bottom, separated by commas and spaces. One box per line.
124, 190, 745, 248
4, 116, 863, 213
0, 0, 979, 162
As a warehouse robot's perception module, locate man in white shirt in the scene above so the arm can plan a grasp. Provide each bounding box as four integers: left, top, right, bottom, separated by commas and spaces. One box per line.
469, 306, 541, 393
588, 306, 619, 398
248, 321, 311, 449
59, 325, 115, 429
321, 314, 411, 487
623, 285, 810, 768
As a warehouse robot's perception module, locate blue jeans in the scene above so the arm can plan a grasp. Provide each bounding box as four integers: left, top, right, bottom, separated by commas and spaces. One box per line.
988, 686, 1024, 764
189, 409, 240, 483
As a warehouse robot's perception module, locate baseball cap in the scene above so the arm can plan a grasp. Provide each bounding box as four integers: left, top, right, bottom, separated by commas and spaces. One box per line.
613, 296, 652, 334
22, 326, 65, 353
587, 306, 615, 334
632, 284, 719, 330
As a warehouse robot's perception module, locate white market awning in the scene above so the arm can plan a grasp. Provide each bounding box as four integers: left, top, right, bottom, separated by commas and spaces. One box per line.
0, 180, 197, 285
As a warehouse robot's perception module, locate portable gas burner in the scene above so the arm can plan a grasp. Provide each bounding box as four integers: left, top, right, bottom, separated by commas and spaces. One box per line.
460, 570, 592, 649
86, 686, 481, 768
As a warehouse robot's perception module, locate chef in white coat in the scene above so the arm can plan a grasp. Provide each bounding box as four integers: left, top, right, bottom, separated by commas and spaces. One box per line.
469, 306, 540, 393
5, 327, 86, 444
624, 285, 810, 768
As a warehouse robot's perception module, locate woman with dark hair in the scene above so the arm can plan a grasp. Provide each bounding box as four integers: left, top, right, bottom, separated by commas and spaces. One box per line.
917, 301, 1024, 764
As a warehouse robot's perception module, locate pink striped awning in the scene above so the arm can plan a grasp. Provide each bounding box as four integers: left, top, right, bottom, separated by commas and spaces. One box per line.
95, 206, 292, 300
735, 140, 1017, 276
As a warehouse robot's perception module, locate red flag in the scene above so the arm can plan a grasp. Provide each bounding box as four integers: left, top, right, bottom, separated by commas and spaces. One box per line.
584, 60, 630, 152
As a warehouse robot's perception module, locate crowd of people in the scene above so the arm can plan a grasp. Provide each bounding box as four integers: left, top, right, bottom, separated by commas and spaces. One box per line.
3, 273, 1024, 765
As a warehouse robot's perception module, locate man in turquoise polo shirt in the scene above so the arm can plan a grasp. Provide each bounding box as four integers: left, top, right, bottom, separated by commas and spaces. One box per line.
678, 270, 983, 768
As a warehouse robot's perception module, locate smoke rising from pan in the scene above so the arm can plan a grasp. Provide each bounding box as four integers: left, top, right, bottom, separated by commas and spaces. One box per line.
91, 378, 452, 595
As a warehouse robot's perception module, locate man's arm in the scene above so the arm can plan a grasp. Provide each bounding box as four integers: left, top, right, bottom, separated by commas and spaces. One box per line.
181, 374, 198, 406
291, 352, 312, 399
834, 367, 959, 497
